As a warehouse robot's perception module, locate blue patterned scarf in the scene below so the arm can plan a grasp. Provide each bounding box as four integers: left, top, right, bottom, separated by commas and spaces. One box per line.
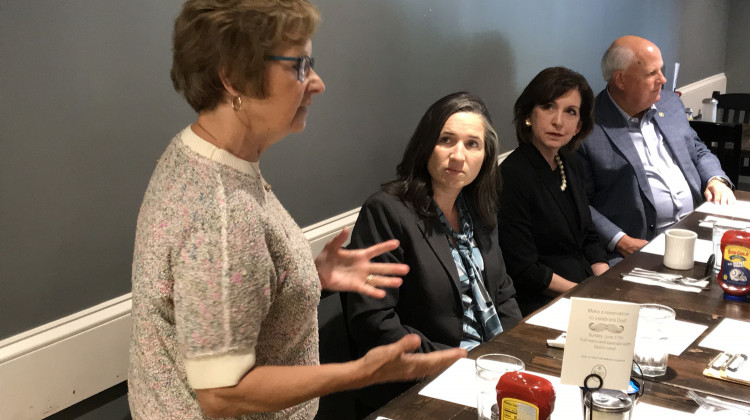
437, 194, 503, 341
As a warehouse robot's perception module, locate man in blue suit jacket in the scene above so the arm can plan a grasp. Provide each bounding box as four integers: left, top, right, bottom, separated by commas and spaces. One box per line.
578, 35, 735, 263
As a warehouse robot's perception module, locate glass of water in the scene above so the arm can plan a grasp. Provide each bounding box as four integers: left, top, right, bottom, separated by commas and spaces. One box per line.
634, 304, 675, 377
475, 354, 524, 420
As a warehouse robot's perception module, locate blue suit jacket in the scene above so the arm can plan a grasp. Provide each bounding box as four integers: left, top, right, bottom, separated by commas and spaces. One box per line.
577, 88, 726, 256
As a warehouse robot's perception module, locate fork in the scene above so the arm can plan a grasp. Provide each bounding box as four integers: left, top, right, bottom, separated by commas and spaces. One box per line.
675, 254, 715, 285
629, 268, 713, 283
623, 267, 713, 290
628, 255, 715, 286
687, 390, 750, 416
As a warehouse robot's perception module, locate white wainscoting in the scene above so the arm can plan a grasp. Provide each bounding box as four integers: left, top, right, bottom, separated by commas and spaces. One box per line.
0, 209, 360, 420
0, 296, 132, 419
677, 73, 727, 116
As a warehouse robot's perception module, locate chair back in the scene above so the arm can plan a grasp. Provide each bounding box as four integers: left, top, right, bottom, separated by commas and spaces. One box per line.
712, 92, 750, 123
689, 120, 743, 186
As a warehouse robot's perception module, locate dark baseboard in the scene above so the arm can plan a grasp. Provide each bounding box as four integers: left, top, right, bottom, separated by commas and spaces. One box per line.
44, 381, 130, 420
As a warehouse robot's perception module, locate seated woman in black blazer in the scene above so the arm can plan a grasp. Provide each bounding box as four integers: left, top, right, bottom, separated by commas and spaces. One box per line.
498, 67, 609, 316
343, 92, 522, 414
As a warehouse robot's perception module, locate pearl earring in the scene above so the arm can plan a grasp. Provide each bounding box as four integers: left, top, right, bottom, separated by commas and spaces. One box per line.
525, 119, 532, 127
232, 96, 242, 111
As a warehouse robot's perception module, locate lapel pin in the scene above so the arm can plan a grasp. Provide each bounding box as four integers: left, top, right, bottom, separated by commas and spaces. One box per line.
658, 112, 664, 117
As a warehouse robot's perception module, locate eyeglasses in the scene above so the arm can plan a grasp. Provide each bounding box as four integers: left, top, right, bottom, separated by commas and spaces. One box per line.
264, 55, 315, 83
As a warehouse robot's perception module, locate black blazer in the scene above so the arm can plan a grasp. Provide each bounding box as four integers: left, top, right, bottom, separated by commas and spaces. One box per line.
498, 143, 607, 315
342, 190, 521, 410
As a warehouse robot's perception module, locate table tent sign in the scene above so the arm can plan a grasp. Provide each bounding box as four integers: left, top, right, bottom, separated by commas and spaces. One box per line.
560, 297, 640, 391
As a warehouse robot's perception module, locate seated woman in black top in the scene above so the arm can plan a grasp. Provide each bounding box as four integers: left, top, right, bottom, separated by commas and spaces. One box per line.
498, 67, 609, 316
343, 92, 522, 414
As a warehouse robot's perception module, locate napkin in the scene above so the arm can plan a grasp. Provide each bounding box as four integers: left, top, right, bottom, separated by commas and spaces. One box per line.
621, 275, 705, 293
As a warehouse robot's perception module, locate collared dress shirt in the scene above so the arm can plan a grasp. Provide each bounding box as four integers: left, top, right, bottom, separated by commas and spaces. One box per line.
606, 91, 693, 251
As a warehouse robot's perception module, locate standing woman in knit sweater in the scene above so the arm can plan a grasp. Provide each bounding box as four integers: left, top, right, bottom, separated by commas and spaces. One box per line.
127, 1, 464, 419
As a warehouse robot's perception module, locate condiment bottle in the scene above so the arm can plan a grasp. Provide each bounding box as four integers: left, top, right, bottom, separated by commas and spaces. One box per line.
583, 389, 633, 420
701, 98, 718, 122
496, 371, 555, 420
718, 230, 750, 301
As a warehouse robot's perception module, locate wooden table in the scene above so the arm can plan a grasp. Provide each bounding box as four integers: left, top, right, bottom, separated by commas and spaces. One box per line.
367, 191, 750, 420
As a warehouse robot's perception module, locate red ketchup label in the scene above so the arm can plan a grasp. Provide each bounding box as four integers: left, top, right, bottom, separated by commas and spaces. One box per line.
496, 371, 555, 420
718, 231, 750, 301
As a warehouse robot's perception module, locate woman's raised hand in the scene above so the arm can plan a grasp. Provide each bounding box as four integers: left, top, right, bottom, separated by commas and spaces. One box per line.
357, 334, 466, 386
315, 228, 409, 298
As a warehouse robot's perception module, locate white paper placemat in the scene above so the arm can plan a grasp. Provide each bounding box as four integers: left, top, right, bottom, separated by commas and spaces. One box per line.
634, 402, 697, 419
525, 298, 707, 355
699, 318, 750, 353
695, 200, 750, 220
526, 298, 573, 332
418, 358, 583, 419
698, 215, 750, 229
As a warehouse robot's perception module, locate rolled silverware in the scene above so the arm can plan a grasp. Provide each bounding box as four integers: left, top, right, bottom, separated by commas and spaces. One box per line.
620, 269, 711, 290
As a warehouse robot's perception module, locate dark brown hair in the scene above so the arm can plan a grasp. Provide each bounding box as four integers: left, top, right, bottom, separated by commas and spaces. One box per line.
513, 67, 594, 151
383, 92, 499, 227
171, 0, 320, 112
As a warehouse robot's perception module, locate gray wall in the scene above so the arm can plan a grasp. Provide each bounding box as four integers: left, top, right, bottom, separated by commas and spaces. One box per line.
726, 0, 750, 91
677, 0, 730, 87
0, 1, 733, 416
1, 0, 189, 340
0, 0, 734, 343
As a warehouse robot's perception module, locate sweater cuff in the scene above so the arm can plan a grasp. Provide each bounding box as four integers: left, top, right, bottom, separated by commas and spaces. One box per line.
185, 352, 256, 389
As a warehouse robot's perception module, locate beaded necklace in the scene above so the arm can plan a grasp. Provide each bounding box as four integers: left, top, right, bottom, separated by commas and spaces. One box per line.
553, 154, 567, 191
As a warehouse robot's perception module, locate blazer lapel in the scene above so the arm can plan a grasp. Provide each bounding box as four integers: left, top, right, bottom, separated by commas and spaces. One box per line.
652, 112, 702, 200
473, 218, 499, 301
597, 92, 656, 210
417, 217, 462, 294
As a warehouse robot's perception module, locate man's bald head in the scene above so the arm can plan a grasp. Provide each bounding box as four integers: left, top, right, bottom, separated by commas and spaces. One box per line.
602, 36, 667, 116
601, 36, 659, 82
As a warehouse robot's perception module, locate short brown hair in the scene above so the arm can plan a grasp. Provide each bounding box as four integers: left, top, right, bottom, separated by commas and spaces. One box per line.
171, 0, 320, 112
513, 67, 594, 152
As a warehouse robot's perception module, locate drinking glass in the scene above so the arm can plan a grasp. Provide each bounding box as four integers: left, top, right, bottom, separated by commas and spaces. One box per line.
475, 354, 525, 420
634, 304, 675, 377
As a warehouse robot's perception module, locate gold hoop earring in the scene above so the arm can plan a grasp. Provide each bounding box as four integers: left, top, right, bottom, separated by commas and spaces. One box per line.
232, 96, 242, 111
525, 119, 532, 127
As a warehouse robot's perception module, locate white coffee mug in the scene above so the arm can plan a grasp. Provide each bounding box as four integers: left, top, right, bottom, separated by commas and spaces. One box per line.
663, 229, 697, 270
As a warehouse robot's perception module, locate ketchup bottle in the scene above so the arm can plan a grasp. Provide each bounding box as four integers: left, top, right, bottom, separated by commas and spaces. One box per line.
496, 371, 555, 420
718, 230, 750, 301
